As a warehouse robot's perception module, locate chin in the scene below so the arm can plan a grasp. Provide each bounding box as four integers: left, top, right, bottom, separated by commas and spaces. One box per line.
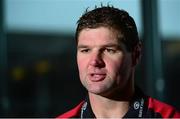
87, 86, 110, 96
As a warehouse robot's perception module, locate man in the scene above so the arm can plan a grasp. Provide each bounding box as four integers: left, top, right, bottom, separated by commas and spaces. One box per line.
57, 6, 180, 118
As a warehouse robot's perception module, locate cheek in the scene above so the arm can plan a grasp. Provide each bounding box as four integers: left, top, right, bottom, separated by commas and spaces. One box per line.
77, 55, 88, 74
105, 60, 123, 88
106, 58, 123, 76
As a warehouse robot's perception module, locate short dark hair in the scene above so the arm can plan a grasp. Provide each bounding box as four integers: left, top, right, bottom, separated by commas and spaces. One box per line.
75, 6, 140, 52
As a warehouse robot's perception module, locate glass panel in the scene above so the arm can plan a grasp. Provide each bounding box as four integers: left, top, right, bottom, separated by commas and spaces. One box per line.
159, 0, 180, 110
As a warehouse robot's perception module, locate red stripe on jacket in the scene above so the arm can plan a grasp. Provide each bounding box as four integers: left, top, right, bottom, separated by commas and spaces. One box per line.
148, 97, 180, 118
56, 101, 84, 118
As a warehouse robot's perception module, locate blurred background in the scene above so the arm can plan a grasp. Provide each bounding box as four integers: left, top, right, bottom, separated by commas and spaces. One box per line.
0, 0, 180, 117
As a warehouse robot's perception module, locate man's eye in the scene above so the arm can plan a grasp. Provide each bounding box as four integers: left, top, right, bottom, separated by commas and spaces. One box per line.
105, 48, 116, 54
80, 49, 90, 53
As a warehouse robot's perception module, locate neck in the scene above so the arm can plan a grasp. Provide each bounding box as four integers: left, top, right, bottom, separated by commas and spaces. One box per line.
89, 94, 130, 118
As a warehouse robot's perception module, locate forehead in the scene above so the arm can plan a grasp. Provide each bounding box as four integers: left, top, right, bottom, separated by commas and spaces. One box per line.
78, 27, 119, 45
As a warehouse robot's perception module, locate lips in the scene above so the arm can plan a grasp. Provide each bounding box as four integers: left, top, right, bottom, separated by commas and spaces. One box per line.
89, 73, 106, 82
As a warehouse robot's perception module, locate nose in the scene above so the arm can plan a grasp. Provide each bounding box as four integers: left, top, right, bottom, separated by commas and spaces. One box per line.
89, 51, 105, 68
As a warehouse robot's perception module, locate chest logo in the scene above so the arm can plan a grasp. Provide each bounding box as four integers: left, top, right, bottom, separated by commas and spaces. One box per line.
134, 101, 140, 110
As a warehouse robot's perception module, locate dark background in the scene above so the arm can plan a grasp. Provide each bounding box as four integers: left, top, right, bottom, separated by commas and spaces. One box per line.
0, 0, 180, 117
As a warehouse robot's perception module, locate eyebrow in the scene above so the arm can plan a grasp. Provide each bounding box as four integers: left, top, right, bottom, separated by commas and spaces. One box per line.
102, 44, 120, 48
77, 45, 89, 49
77, 43, 121, 49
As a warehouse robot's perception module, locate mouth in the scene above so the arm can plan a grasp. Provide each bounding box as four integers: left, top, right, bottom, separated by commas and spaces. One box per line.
89, 73, 106, 82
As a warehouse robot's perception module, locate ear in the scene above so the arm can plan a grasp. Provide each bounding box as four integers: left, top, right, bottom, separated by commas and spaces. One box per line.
132, 41, 142, 67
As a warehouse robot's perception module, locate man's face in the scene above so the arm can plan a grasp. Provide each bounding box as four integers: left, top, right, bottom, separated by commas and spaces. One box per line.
77, 27, 133, 97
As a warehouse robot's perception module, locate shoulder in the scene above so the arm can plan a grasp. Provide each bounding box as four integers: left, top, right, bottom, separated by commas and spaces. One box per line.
147, 96, 180, 118
56, 101, 84, 118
